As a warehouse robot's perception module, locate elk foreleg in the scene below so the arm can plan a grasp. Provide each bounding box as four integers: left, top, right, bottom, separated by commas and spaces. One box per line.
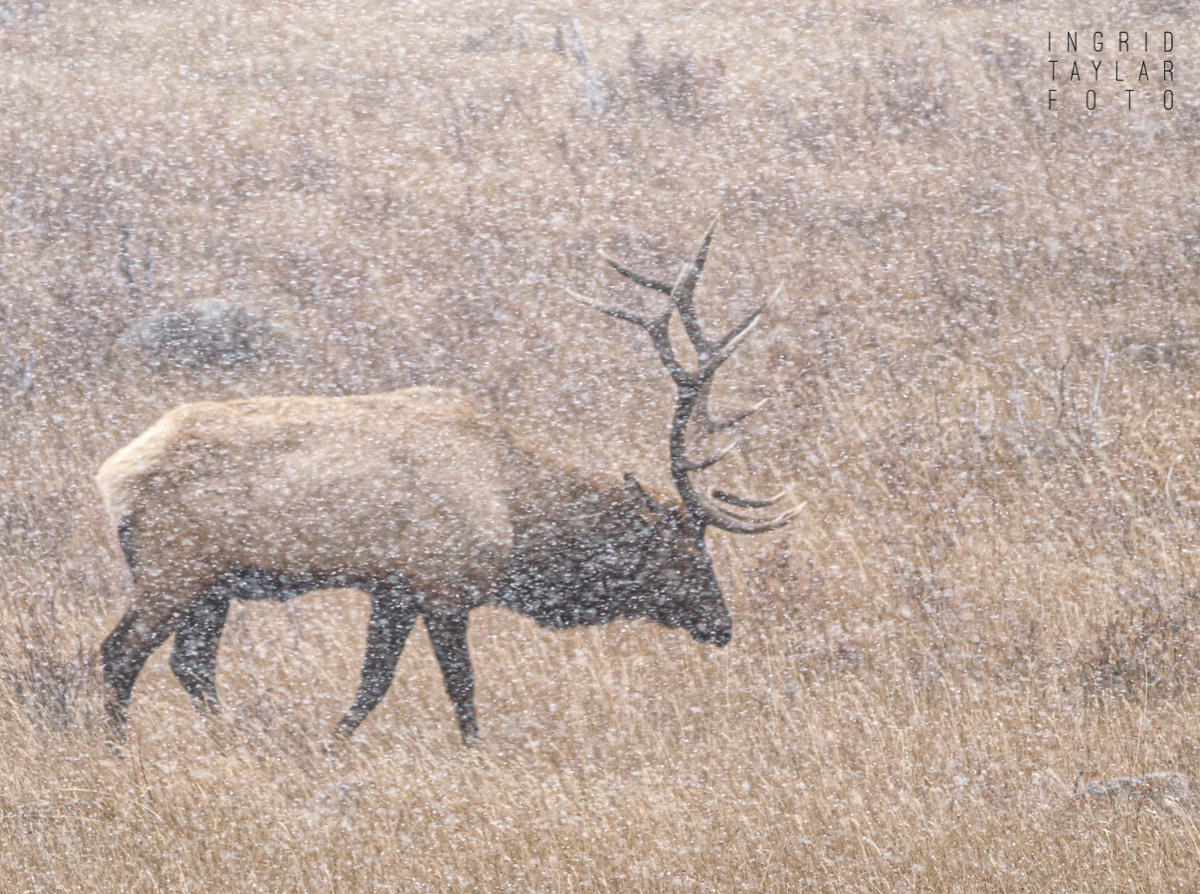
331, 588, 419, 740
169, 589, 232, 714
424, 605, 479, 743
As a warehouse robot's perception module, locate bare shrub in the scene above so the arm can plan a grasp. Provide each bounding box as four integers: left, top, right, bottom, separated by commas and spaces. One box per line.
862, 50, 952, 139
0, 615, 98, 733
1081, 602, 1200, 702
1119, 317, 1200, 370
1, 341, 35, 394
606, 34, 724, 126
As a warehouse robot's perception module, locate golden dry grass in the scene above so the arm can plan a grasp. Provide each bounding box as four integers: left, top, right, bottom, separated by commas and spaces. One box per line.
4, 0, 1200, 889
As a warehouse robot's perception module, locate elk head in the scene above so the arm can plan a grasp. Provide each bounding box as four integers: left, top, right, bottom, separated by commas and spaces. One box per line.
571, 221, 800, 643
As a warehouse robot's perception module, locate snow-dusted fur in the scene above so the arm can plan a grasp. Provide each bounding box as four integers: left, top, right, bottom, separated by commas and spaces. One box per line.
96, 387, 509, 587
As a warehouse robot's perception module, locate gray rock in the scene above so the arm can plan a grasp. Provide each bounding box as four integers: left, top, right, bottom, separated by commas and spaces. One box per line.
115, 299, 274, 369
1076, 772, 1196, 808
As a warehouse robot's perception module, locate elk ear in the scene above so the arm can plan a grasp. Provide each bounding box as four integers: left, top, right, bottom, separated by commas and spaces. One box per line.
624, 472, 668, 523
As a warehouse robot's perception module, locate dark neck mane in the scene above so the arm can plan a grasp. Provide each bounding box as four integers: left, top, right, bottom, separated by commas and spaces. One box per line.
491, 464, 649, 628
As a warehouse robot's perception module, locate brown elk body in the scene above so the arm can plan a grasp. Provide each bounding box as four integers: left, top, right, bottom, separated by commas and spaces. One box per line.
97, 224, 795, 742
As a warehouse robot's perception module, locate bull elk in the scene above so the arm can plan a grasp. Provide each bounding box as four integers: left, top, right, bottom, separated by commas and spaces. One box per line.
96, 222, 797, 743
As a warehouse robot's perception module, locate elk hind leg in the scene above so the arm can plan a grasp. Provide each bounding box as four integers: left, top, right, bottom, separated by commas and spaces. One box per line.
101, 593, 195, 735
169, 588, 232, 714
424, 605, 479, 744
331, 586, 419, 740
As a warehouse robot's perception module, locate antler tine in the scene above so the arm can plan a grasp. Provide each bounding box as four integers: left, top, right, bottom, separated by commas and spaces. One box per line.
599, 251, 674, 295
566, 288, 686, 385
728, 498, 805, 532
695, 308, 764, 388
690, 500, 804, 536
692, 283, 782, 430
697, 282, 783, 385
669, 398, 793, 535
711, 487, 787, 509
705, 397, 770, 435
670, 217, 720, 363
566, 288, 655, 328
712, 291, 772, 354
678, 440, 737, 473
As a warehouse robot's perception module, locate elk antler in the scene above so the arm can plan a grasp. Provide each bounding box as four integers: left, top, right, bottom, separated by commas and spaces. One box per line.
570, 221, 798, 535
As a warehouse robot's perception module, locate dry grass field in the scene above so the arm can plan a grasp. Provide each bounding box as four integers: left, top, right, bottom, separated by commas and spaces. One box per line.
3, 0, 1200, 889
